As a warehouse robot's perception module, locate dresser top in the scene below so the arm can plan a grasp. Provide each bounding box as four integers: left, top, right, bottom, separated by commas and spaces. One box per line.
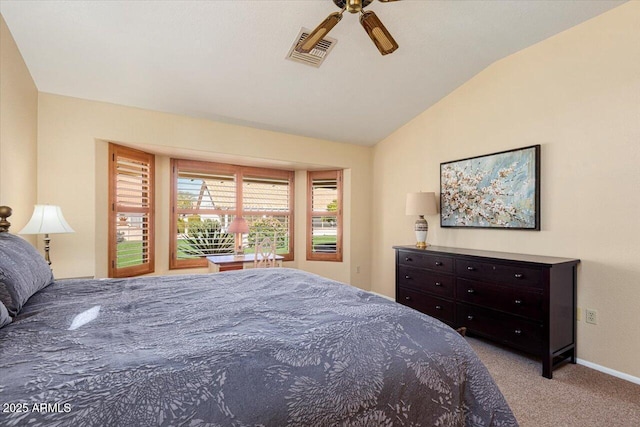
393, 245, 580, 266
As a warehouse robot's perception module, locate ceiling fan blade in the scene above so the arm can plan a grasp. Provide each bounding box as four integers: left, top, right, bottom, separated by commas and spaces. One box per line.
296, 11, 343, 54
360, 10, 398, 55
378, 0, 401, 3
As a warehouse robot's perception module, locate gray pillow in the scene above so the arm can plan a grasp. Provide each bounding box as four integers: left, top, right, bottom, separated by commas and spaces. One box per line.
0, 299, 11, 328
0, 233, 54, 316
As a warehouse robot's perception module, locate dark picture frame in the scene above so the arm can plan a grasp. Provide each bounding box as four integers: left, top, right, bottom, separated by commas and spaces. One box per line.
440, 145, 540, 230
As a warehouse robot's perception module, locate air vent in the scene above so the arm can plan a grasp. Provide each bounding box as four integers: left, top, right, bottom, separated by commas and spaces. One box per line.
286, 28, 337, 68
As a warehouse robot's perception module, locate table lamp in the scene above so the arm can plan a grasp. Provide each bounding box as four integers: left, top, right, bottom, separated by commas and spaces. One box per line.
19, 205, 74, 265
228, 216, 249, 256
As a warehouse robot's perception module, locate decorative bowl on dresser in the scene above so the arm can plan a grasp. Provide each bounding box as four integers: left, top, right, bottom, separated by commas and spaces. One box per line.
393, 245, 580, 379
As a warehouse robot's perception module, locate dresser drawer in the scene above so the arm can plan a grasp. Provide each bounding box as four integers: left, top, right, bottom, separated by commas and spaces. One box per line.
397, 287, 455, 323
457, 303, 542, 354
455, 259, 542, 288
456, 278, 543, 321
398, 250, 453, 273
398, 266, 454, 298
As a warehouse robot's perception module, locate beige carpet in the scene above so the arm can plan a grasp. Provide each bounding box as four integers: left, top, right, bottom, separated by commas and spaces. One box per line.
467, 337, 640, 427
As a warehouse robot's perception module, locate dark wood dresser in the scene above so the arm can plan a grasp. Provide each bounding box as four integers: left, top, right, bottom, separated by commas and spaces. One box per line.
394, 245, 580, 379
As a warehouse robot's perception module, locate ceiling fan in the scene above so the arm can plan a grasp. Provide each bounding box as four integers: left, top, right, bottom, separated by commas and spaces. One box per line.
296, 0, 401, 56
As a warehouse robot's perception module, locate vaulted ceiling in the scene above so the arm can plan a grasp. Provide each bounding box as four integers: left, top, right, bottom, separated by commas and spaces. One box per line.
0, 1, 626, 146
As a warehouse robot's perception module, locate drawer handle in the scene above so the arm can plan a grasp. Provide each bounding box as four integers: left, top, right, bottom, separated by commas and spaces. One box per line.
405, 257, 412, 262
434, 282, 442, 287
467, 266, 476, 271
405, 275, 411, 280
405, 296, 411, 301
514, 329, 522, 335
514, 273, 523, 279
467, 289, 475, 294
435, 305, 442, 310
514, 299, 522, 305
467, 315, 474, 321
435, 261, 443, 266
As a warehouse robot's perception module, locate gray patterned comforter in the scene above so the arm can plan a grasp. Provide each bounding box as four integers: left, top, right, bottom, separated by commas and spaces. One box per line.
0, 268, 517, 426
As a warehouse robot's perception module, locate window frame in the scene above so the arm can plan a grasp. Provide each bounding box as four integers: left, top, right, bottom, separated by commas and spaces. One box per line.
240, 167, 295, 261
170, 159, 295, 269
108, 143, 155, 278
307, 170, 343, 262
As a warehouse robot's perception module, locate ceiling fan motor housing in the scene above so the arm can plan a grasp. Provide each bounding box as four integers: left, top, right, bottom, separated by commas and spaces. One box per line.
333, 0, 374, 13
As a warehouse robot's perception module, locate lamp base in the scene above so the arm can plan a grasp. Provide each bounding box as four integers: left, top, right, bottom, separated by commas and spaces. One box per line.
43, 233, 52, 265
234, 232, 244, 257
414, 215, 429, 249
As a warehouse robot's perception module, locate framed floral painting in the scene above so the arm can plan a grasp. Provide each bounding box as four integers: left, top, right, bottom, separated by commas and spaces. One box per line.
440, 145, 540, 230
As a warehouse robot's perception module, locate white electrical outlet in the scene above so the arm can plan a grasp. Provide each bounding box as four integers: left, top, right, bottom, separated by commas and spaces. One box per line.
586, 309, 598, 325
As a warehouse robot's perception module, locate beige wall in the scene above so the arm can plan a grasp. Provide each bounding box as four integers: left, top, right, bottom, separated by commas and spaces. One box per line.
0, 15, 37, 243
37, 93, 372, 288
372, 2, 640, 378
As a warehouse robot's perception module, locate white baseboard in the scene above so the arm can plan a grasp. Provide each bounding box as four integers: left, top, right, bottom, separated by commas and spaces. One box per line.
369, 291, 395, 301
575, 359, 640, 385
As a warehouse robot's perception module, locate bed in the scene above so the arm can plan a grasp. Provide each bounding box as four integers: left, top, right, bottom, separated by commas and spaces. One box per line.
0, 206, 518, 426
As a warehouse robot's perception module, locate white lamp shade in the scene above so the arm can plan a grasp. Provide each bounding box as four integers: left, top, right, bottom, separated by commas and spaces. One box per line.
406, 192, 438, 216
19, 205, 75, 235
